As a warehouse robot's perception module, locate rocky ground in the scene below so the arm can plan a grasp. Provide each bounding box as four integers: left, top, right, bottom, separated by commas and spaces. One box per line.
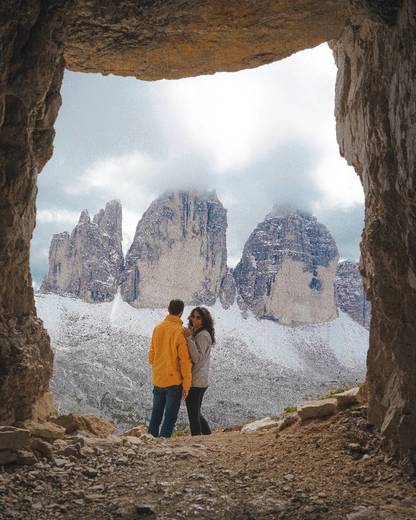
1, 408, 415, 520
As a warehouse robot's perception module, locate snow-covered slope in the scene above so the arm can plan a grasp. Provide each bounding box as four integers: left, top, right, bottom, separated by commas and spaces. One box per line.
35, 293, 368, 431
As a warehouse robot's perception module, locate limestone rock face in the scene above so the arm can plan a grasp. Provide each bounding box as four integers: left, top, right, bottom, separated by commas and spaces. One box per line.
333, 0, 416, 470
41, 201, 123, 302
335, 260, 371, 328
122, 192, 227, 308
64, 1, 350, 80
234, 210, 339, 324
0, 1, 69, 425
219, 268, 237, 310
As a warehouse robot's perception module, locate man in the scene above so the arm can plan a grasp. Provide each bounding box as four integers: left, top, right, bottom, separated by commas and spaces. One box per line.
148, 299, 192, 437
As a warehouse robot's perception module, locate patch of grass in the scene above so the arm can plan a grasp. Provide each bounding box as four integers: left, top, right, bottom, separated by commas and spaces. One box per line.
283, 406, 297, 414
320, 386, 350, 399
346, 403, 363, 412
173, 426, 190, 437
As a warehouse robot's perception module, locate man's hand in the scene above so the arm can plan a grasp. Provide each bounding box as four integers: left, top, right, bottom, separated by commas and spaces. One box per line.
181, 388, 189, 400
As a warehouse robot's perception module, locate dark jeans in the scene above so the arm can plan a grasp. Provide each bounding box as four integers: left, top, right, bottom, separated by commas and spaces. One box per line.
185, 387, 211, 436
148, 385, 182, 438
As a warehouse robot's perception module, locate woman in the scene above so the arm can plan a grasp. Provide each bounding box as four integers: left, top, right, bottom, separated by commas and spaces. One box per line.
183, 306, 214, 436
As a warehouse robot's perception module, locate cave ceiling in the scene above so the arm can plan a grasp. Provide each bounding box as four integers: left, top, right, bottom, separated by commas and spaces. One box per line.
64, 0, 352, 80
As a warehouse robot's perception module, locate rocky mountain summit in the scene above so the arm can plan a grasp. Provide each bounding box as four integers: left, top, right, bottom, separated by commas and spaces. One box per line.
336, 260, 371, 328
234, 209, 339, 324
41, 196, 368, 327
41, 200, 123, 302
122, 191, 227, 308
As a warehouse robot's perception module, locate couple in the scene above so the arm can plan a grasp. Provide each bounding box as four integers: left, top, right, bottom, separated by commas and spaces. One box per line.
147, 299, 214, 438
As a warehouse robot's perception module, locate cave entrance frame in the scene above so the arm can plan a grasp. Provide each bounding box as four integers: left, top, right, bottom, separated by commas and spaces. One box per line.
1, 1, 415, 473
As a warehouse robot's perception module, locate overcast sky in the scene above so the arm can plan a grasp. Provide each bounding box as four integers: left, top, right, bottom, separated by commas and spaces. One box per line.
31, 43, 364, 284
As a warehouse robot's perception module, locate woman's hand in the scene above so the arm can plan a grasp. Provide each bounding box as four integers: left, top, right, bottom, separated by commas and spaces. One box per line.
183, 326, 193, 338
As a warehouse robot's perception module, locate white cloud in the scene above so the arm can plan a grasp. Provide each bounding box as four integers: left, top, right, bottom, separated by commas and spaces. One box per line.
37, 209, 80, 225
155, 44, 337, 172
314, 155, 364, 209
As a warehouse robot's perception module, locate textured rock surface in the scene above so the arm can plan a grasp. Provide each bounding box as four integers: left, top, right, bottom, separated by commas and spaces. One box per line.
64, 0, 350, 80
41, 201, 123, 302
0, 2, 68, 425
297, 399, 338, 421
234, 210, 339, 324
333, 0, 416, 470
122, 191, 227, 308
0, 427, 30, 451
219, 268, 237, 309
1, 0, 415, 471
1, 411, 416, 519
335, 260, 371, 328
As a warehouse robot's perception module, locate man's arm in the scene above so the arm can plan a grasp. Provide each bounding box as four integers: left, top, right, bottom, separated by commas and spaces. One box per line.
178, 333, 192, 398
148, 329, 156, 365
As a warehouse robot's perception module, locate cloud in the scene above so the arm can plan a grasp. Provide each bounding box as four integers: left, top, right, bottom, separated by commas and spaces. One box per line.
154, 44, 337, 173
314, 155, 364, 210
37, 209, 81, 224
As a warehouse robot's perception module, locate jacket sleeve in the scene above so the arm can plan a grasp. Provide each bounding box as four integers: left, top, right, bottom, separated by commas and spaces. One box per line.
187, 332, 211, 364
148, 329, 156, 365
177, 332, 192, 391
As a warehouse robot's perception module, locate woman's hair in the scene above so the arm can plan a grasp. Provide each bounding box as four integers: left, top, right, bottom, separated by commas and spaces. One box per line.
188, 306, 215, 344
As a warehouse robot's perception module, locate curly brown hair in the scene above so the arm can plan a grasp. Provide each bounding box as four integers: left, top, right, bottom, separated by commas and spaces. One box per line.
188, 306, 215, 344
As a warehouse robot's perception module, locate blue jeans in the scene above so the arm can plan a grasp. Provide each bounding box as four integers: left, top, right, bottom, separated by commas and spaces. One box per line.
148, 385, 182, 438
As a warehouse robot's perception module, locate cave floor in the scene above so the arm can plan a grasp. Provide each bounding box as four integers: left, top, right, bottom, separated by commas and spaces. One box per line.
1, 409, 415, 519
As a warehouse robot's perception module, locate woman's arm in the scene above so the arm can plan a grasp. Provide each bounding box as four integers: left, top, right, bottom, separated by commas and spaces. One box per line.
187, 332, 211, 364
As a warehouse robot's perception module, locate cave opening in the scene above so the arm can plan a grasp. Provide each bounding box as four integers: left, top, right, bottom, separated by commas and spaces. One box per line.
1, 0, 415, 474
32, 43, 368, 432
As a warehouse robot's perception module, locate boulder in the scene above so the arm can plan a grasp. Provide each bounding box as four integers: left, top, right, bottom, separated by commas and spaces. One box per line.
278, 413, 299, 431
297, 399, 338, 421
16, 450, 37, 466
78, 434, 122, 449
24, 421, 65, 440
0, 426, 30, 450
122, 436, 144, 446
52, 414, 116, 437
121, 425, 148, 438
241, 417, 280, 433
334, 387, 361, 409
31, 438, 54, 459
0, 450, 17, 465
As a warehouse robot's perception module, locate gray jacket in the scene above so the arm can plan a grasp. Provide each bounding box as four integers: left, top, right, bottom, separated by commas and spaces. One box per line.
187, 329, 212, 388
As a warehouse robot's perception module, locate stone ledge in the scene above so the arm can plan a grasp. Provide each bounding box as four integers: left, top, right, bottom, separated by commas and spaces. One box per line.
297, 399, 338, 421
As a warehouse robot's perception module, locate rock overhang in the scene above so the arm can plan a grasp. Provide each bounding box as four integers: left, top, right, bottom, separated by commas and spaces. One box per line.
63, 0, 352, 80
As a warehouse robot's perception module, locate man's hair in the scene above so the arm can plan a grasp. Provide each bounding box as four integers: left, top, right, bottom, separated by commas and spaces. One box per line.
168, 299, 184, 316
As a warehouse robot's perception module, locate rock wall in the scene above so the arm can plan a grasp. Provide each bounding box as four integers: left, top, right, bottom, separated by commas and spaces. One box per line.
41, 201, 124, 302
0, 1, 68, 424
333, 0, 416, 471
219, 268, 237, 310
335, 260, 371, 328
234, 210, 339, 324
64, 0, 350, 80
122, 192, 227, 308
1, 0, 414, 471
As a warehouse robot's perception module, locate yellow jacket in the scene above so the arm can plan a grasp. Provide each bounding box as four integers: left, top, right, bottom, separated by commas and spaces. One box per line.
148, 314, 192, 391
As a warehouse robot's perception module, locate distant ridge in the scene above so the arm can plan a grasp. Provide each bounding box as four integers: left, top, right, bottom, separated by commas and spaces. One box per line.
41, 194, 368, 326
